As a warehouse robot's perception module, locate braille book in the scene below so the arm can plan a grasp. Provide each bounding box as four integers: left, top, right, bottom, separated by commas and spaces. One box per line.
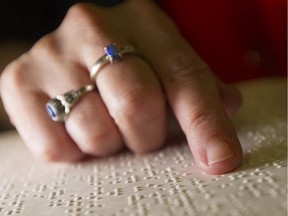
0, 78, 286, 216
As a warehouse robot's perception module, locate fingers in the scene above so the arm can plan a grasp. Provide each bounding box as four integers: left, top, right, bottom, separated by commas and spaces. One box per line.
0, 61, 84, 162
32, 43, 125, 157
61, 3, 167, 154
143, 42, 242, 173
1, 39, 124, 161
131, 3, 243, 173
65, 91, 124, 156
1, 37, 166, 161
0, 1, 243, 175
0, 3, 167, 162
84, 52, 167, 153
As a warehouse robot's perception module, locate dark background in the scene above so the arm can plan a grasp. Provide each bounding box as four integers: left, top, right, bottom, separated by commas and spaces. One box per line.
0, 0, 125, 41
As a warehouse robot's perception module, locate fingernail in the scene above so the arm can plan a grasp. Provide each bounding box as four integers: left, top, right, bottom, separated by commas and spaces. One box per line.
207, 137, 234, 166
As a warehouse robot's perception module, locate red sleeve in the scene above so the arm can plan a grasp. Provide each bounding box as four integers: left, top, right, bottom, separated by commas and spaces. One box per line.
160, 0, 286, 82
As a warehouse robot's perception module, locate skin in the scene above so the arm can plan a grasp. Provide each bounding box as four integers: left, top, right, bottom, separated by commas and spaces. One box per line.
0, 41, 33, 130
0, 0, 242, 174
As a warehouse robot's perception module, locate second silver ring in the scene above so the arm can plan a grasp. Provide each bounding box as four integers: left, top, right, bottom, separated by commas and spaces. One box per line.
46, 84, 95, 122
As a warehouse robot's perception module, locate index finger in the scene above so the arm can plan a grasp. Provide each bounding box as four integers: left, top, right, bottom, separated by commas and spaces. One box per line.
137, 11, 242, 175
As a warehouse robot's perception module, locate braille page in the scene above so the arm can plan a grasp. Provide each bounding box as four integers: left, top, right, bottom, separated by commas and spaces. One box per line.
0, 78, 286, 216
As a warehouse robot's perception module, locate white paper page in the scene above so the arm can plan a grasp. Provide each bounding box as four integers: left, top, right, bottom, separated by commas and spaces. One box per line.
0, 78, 286, 216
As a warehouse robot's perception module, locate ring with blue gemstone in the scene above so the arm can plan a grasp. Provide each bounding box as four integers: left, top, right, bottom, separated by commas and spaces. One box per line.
46, 84, 95, 122
90, 43, 136, 81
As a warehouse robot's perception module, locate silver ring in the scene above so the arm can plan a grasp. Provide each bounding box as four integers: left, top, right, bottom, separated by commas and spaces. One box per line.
46, 84, 95, 122
90, 43, 136, 81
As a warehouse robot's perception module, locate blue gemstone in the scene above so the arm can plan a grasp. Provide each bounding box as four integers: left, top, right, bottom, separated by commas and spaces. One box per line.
105, 44, 121, 61
46, 104, 57, 118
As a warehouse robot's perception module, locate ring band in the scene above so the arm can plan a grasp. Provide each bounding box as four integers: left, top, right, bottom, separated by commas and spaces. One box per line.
90, 43, 136, 81
46, 84, 95, 122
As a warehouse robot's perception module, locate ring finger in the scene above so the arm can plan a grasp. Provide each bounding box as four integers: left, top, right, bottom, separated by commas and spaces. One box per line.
43, 60, 124, 157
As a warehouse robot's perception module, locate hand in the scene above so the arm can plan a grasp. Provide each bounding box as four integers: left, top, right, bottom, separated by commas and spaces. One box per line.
0, 0, 242, 174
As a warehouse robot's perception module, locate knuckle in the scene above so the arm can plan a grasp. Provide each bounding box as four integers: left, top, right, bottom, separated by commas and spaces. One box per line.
186, 109, 214, 133
34, 139, 84, 163
63, 3, 99, 31
132, 138, 165, 154
66, 3, 93, 20
61, 3, 104, 43
166, 53, 210, 83
32, 34, 58, 57
0, 60, 28, 93
0, 59, 30, 123
79, 127, 121, 156
79, 132, 110, 155
109, 89, 166, 155
112, 89, 156, 123
35, 146, 64, 162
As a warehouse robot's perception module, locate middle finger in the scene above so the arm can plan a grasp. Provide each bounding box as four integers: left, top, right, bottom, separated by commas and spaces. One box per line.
86, 43, 167, 153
